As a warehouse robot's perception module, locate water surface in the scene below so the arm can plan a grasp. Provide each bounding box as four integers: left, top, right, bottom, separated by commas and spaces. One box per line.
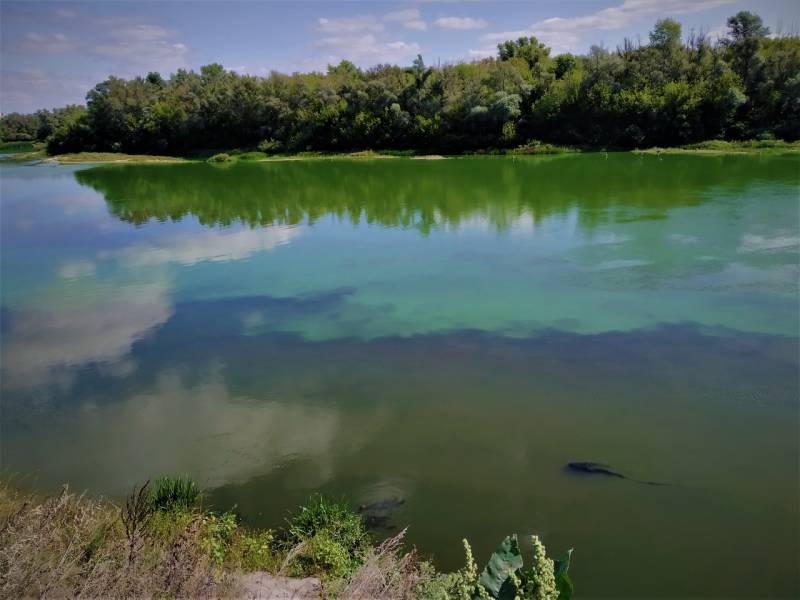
1, 154, 798, 597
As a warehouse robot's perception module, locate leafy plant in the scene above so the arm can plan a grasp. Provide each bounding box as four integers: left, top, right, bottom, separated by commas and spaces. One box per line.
149, 476, 200, 512
207, 152, 232, 163
283, 494, 371, 579
228, 529, 276, 571
477, 535, 524, 598
201, 511, 238, 566
257, 138, 284, 154
455, 534, 573, 600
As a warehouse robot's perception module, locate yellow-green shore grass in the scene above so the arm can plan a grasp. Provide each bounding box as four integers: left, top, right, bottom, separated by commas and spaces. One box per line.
2, 139, 797, 166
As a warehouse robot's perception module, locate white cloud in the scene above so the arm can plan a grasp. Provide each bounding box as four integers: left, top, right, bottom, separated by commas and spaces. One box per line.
7, 370, 344, 493
403, 20, 428, 31
482, 0, 737, 53
383, 9, 420, 23
58, 259, 97, 280
310, 9, 426, 67
703, 23, 729, 41
21, 31, 80, 53
1, 279, 172, 390
316, 15, 385, 33
108, 23, 174, 42
468, 45, 496, 58
435, 16, 488, 30
108, 226, 301, 268
315, 34, 421, 66
91, 23, 189, 73
0, 67, 90, 112
384, 8, 428, 31
738, 234, 800, 253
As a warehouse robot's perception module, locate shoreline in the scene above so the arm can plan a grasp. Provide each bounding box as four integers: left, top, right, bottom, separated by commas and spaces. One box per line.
1, 139, 797, 166
0, 477, 573, 600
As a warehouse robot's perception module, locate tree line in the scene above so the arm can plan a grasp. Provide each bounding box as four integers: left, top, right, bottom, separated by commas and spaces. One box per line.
2, 11, 797, 154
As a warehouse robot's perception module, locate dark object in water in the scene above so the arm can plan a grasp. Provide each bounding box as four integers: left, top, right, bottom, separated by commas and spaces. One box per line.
357, 497, 405, 530
361, 513, 396, 530
566, 462, 667, 486
358, 498, 405, 513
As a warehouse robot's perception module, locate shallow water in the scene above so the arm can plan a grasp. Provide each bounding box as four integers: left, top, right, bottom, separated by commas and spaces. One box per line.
1, 154, 798, 596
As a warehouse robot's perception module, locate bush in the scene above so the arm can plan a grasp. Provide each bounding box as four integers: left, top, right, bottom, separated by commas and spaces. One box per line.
228, 529, 276, 571
236, 151, 268, 161
257, 138, 284, 154
284, 494, 370, 579
149, 475, 200, 512
201, 511, 238, 565
447, 535, 572, 600
207, 152, 233, 163
512, 139, 576, 155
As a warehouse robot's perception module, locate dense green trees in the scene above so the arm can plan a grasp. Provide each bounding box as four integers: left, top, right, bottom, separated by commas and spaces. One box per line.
3, 12, 797, 154
0, 105, 86, 143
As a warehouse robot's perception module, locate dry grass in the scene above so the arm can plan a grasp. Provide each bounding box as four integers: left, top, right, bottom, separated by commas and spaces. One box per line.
0, 481, 225, 599
340, 529, 421, 600
0, 480, 447, 600
48, 152, 188, 164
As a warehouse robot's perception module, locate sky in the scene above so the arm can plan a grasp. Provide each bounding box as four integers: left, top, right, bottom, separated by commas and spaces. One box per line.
1, 0, 798, 114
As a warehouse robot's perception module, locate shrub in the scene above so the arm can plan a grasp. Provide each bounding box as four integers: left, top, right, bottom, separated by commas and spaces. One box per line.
236, 151, 268, 160
257, 138, 284, 154
201, 511, 239, 566
149, 476, 200, 512
207, 152, 232, 163
427, 535, 573, 600
283, 494, 370, 579
228, 529, 276, 571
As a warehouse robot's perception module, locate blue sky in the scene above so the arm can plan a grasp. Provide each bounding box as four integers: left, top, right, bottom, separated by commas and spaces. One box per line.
2, 0, 798, 113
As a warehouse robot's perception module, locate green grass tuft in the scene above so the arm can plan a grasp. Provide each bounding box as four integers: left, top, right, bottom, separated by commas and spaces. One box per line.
284, 494, 371, 579
149, 475, 200, 512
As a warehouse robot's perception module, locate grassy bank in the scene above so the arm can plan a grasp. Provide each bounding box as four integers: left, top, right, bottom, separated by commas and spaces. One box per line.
3, 138, 792, 167
0, 147, 187, 164
0, 477, 572, 599
635, 139, 800, 155
0, 141, 40, 154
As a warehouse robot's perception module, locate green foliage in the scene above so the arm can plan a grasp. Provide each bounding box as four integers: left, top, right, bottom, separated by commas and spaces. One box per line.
235, 151, 269, 161
650, 19, 682, 52
553, 549, 573, 600
0, 112, 39, 141
207, 152, 233, 163
201, 511, 239, 566
284, 494, 370, 579
257, 138, 284, 154
477, 535, 524, 598
415, 561, 465, 600
149, 475, 200, 512
0, 141, 37, 153
12, 10, 794, 156
228, 529, 276, 571
439, 535, 572, 600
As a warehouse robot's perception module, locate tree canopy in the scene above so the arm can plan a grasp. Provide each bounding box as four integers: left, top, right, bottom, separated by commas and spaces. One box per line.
2, 12, 797, 154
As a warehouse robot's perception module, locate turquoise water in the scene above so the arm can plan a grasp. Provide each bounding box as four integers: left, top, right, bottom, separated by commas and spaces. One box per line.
1, 154, 798, 596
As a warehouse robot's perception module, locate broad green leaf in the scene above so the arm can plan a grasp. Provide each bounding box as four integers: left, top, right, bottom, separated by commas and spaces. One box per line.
554, 548, 574, 600
474, 534, 524, 599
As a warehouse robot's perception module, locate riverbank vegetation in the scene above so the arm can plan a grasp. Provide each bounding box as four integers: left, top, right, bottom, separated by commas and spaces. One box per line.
636, 139, 800, 154
0, 478, 572, 599
1, 12, 796, 157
